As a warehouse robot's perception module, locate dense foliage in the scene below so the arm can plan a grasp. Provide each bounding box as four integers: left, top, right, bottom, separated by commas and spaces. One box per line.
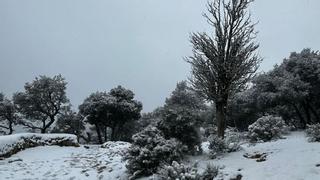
51, 108, 85, 141
208, 132, 240, 159
158, 81, 204, 153
0, 94, 18, 135
227, 49, 320, 130
248, 115, 288, 142
157, 161, 219, 180
79, 86, 142, 143
13, 75, 69, 133
125, 126, 186, 179
306, 124, 320, 142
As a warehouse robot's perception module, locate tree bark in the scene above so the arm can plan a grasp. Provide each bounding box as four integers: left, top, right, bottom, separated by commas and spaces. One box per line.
95, 124, 103, 144
104, 126, 108, 142
8, 120, 13, 135
216, 99, 227, 138
292, 103, 306, 129
41, 119, 46, 133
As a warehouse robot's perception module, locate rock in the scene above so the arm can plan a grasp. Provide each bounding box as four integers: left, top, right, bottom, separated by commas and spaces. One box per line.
230, 174, 242, 180
8, 158, 23, 163
243, 152, 267, 162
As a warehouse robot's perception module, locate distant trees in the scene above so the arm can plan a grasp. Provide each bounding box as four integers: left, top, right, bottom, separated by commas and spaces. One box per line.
0, 93, 18, 134
13, 75, 69, 133
78, 92, 110, 143
225, 49, 320, 130
187, 0, 261, 138
51, 107, 85, 141
248, 49, 320, 128
79, 86, 142, 143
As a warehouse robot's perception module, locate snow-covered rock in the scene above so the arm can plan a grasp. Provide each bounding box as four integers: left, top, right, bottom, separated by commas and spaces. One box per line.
0, 133, 79, 158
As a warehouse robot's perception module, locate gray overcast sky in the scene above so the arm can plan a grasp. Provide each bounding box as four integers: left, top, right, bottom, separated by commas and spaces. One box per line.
0, 0, 319, 112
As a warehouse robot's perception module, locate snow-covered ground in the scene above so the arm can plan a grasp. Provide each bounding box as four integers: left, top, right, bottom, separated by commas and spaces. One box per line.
195, 131, 320, 180
1, 131, 320, 180
0, 142, 130, 180
0, 133, 79, 158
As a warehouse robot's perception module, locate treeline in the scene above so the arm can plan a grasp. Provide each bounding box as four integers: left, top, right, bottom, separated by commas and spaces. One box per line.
0, 75, 143, 144
0, 49, 319, 144
228, 49, 320, 130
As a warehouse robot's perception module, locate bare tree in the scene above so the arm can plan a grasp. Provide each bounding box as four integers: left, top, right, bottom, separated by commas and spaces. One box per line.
186, 0, 261, 138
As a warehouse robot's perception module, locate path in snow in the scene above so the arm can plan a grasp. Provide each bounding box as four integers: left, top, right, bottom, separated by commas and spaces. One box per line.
0, 143, 129, 180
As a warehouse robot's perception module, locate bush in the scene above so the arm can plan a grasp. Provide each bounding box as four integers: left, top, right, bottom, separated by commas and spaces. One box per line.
208, 134, 240, 159
248, 115, 288, 142
125, 126, 186, 179
158, 107, 202, 154
201, 163, 219, 180
306, 123, 320, 142
156, 162, 219, 180
156, 161, 200, 180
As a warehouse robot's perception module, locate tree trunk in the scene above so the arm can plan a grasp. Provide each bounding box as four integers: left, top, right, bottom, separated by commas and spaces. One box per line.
41, 119, 46, 133
216, 100, 227, 139
104, 126, 108, 142
41, 128, 46, 134
292, 103, 306, 128
111, 125, 117, 141
95, 124, 103, 144
8, 120, 13, 135
302, 102, 311, 124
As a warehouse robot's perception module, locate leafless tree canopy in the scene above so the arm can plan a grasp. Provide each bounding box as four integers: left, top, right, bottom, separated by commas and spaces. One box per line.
187, 0, 261, 137
187, 0, 261, 101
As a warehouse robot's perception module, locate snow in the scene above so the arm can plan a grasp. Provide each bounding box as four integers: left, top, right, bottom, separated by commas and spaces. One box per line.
195, 131, 320, 180
0, 133, 78, 157
0, 142, 131, 180
1, 131, 320, 180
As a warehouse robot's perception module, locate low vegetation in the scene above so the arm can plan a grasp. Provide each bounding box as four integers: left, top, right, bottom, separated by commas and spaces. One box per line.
248, 115, 288, 142
0, 133, 79, 158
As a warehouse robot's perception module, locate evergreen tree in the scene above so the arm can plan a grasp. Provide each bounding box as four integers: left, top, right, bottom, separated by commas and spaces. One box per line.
13, 75, 69, 133
0, 93, 18, 134
79, 86, 142, 143
158, 81, 205, 152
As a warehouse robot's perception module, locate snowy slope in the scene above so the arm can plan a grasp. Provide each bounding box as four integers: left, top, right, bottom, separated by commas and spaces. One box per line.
195, 131, 320, 180
0, 142, 130, 180
1, 132, 320, 180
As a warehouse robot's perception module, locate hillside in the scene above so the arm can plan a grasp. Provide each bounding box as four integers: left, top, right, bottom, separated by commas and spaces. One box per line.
1, 132, 319, 180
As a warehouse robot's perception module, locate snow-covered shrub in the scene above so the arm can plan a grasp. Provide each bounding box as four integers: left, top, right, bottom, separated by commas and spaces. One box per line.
248, 115, 288, 142
0, 133, 79, 158
158, 81, 204, 154
208, 135, 226, 158
125, 126, 186, 179
208, 134, 240, 159
201, 163, 219, 180
156, 161, 200, 180
306, 123, 320, 142
101, 141, 131, 156
156, 162, 219, 180
158, 107, 202, 154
